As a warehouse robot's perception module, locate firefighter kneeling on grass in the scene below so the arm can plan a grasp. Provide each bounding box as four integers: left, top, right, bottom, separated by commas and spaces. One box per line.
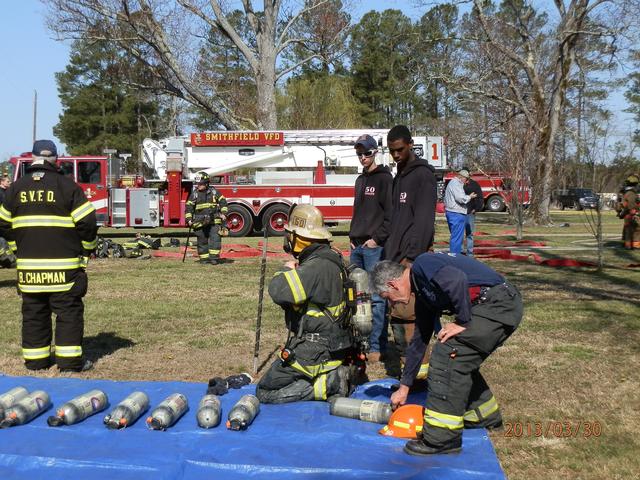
185, 172, 228, 265
371, 253, 523, 455
256, 205, 354, 404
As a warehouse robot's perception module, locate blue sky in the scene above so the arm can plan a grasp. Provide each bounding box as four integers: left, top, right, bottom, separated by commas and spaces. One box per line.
0, 1, 635, 161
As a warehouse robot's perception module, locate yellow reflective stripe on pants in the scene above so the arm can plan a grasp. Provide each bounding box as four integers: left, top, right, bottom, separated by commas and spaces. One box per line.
0, 205, 11, 222
12, 215, 75, 228
424, 409, 464, 430
313, 373, 329, 400
19, 282, 75, 293
286, 358, 342, 379
55, 345, 82, 358
464, 396, 499, 423
199, 253, 209, 259
17, 257, 82, 270
416, 363, 429, 380
283, 269, 306, 304
8, 241, 17, 252
71, 201, 96, 223
209, 249, 220, 255
82, 239, 98, 250
22, 346, 52, 360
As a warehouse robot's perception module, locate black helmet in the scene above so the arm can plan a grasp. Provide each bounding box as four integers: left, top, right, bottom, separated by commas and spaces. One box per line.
197, 172, 210, 185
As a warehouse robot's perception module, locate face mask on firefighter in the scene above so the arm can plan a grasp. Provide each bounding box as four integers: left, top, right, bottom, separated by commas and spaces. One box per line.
283, 231, 313, 257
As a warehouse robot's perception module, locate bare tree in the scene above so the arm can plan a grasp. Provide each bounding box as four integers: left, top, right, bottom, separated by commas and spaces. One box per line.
42, 0, 351, 130
420, 0, 639, 224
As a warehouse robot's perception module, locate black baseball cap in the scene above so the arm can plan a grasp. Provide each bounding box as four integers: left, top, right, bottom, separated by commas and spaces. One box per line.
32, 140, 58, 157
354, 134, 378, 151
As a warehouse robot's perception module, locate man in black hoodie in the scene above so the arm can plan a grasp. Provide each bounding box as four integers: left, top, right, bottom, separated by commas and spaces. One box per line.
384, 125, 438, 373
349, 134, 393, 362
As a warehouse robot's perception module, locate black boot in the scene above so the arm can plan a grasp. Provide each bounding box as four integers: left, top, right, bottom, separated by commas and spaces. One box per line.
404, 437, 462, 456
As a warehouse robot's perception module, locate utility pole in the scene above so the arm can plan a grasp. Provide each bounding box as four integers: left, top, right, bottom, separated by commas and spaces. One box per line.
32, 90, 38, 143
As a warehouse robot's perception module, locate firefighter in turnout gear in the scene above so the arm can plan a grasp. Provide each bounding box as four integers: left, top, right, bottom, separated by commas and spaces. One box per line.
616, 175, 639, 249
256, 204, 354, 404
371, 253, 523, 455
0, 140, 98, 372
185, 172, 228, 264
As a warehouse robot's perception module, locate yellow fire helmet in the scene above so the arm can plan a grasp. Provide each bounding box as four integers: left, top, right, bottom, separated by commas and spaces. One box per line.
284, 204, 332, 241
627, 174, 639, 185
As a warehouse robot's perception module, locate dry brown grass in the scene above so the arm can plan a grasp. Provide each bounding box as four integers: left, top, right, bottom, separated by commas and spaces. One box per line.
0, 210, 638, 478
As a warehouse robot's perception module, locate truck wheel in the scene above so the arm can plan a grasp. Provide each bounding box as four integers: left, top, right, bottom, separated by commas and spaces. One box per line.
262, 204, 289, 237
485, 195, 506, 212
226, 205, 253, 237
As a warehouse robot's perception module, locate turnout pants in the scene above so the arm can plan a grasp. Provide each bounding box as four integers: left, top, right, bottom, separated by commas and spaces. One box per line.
21, 272, 88, 371
256, 339, 345, 404
421, 283, 523, 447
195, 224, 221, 260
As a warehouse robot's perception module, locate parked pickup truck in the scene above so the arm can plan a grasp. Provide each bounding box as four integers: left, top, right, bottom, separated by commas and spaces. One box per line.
552, 188, 599, 210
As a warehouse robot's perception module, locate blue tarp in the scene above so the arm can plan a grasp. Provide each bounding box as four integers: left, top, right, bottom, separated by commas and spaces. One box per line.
0, 375, 504, 479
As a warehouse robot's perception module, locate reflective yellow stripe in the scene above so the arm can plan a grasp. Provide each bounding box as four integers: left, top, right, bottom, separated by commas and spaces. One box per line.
393, 420, 411, 429
70, 201, 95, 222
199, 253, 209, 259
424, 409, 464, 430
307, 302, 346, 319
416, 363, 429, 380
464, 409, 479, 422
82, 239, 97, 250
19, 282, 75, 293
478, 396, 499, 417
22, 346, 52, 360
285, 357, 342, 379
0, 205, 11, 222
209, 249, 221, 255
12, 215, 74, 228
55, 345, 82, 358
17, 258, 82, 270
283, 270, 306, 304
8, 241, 17, 252
313, 373, 328, 400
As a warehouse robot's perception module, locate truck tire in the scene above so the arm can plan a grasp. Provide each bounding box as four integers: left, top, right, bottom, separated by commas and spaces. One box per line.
485, 195, 506, 212
262, 204, 289, 237
226, 205, 254, 237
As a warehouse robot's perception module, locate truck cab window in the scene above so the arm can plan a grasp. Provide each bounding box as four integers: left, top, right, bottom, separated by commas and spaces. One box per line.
59, 161, 75, 179
77, 161, 101, 184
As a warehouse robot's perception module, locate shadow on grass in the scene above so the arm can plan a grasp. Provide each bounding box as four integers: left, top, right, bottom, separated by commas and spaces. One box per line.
0, 278, 17, 288
84, 331, 135, 363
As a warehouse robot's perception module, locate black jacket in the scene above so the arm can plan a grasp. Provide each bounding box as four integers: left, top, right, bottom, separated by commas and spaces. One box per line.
464, 178, 484, 213
349, 165, 392, 246
384, 157, 437, 262
185, 186, 228, 225
0, 162, 97, 293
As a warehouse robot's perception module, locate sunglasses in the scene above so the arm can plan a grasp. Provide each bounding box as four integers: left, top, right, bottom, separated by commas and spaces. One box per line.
356, 150, 376, 158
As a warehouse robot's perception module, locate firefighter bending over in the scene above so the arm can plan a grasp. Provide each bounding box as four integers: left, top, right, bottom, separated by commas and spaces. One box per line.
185, 172, 228, 264
371, 253, 523, 455
0, 140, 98, 372
256, 204, 354, 404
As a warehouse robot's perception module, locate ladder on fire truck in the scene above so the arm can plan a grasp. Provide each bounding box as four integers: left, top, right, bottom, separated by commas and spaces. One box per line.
141, 129, 398, 181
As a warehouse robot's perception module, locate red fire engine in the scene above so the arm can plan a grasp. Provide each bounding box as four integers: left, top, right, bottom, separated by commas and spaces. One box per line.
9, 130, 448, 236
441, 171, 530, 212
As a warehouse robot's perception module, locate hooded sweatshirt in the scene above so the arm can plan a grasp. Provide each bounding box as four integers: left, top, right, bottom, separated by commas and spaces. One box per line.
349, 164, 393, 246
384, 157, 437, 263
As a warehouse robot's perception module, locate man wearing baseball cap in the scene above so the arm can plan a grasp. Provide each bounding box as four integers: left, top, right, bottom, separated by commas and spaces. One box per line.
444, 169, 477, 254
349, 134, 392, 362
0, 139, 98, 372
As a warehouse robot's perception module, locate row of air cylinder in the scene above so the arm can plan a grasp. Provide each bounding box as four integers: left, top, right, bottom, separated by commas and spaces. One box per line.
0, 386, 259, 431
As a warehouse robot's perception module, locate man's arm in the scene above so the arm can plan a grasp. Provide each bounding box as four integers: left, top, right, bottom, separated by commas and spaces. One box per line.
372, 173, 393, 246
70, 187, 98, 254
0, 187, 15, 248
404, 168, 437, 261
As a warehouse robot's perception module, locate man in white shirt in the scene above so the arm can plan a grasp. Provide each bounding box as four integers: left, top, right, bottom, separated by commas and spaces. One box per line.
444, 169, 477, 254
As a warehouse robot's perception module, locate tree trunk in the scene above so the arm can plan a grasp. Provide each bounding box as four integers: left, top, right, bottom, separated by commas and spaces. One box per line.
255, 49, 278, 129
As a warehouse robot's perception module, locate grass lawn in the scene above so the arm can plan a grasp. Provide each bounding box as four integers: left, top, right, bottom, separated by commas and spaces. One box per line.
0, 209, 638, 479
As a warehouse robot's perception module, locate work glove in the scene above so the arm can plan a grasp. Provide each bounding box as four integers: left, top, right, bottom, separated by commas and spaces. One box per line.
206, 377, 229, 396
225, 373, 253, 389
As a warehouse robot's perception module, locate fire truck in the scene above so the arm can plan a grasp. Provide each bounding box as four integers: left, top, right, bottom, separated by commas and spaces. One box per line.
441, 171, 530, 212
9, 130, 447, 236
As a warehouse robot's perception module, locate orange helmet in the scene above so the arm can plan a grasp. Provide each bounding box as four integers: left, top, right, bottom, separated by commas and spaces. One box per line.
378, 404, 424, 439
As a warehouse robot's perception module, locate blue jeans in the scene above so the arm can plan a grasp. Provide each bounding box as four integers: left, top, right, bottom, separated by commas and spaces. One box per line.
350, 245, 387, 353
465, 213, 476, 256
446, 211, 466, 254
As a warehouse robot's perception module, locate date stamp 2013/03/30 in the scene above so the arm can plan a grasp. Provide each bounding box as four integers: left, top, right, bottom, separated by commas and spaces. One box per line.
503, 421, 602, 438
